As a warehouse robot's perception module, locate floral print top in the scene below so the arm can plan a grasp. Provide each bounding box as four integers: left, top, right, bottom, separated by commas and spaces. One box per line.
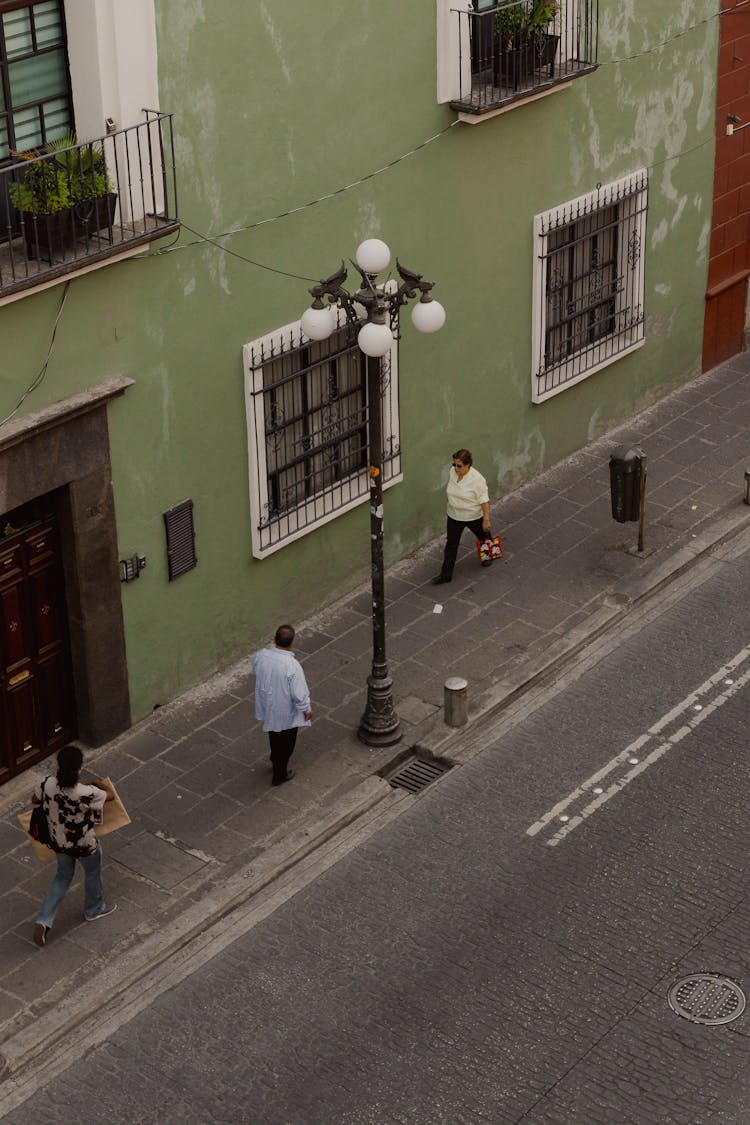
34, 776, 107, 857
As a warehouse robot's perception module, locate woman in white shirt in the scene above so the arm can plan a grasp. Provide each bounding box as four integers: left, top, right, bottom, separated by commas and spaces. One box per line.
432, 448, 493, 585
32, 744, 117, 947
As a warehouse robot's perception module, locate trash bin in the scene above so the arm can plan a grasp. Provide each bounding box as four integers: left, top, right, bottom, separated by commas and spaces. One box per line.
609, 447, 642, 523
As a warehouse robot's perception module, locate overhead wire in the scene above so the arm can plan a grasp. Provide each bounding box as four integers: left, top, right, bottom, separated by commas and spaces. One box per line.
140, 2, 741, 270
144, 118, 462, 275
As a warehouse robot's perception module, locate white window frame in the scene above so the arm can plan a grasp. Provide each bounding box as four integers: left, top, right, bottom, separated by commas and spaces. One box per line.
531, 169, 648, 405
243, 309, 402, 560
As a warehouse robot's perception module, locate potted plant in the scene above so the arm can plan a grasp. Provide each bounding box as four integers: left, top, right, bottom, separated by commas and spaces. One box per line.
493, 0, 560, 89
9, 133, 117, 262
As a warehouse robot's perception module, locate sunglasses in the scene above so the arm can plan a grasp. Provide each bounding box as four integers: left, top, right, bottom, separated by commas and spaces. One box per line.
452, 462, 465, 468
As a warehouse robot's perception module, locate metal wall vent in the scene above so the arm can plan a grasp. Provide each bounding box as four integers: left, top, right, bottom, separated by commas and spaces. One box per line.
163, 500, 196, 581
387, 756, 450, 794
668, 974, 746, 1026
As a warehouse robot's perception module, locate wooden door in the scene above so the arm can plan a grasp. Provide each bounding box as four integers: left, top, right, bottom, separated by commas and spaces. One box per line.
0, 512, 75, 784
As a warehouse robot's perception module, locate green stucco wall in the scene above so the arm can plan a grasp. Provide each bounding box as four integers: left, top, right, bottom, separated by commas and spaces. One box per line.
0, 1, 719, 721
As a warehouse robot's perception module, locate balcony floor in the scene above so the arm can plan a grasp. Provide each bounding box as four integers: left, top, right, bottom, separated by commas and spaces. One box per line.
451, 59, 596, 116
0, 213, 180, 301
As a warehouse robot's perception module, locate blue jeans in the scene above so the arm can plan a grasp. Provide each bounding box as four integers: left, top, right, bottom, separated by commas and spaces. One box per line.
36, 844, 106, 928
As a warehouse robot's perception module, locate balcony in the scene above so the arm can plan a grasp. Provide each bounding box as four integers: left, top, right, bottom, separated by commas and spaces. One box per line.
448, 1, 598, 119
0, 111, 179, 302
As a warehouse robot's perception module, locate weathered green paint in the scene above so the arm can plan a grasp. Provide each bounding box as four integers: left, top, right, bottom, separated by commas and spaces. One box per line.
0, 1, 719, 720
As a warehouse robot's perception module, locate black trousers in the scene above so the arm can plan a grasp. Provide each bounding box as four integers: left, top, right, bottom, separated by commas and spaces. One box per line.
268, 728, 298, 783
439, 515, 491, 580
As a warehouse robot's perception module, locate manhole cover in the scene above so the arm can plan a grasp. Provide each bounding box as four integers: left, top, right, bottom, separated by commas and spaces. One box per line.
387, 756, 450, 794
668, 974, 746, 1026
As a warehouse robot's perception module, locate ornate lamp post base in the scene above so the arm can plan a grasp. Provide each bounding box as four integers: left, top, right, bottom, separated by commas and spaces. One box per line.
358, 666, 402, 747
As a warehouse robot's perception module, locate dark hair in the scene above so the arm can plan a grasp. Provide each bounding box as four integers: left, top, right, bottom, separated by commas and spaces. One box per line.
452, 448, 472, 466
275, 624, 295, 648
56, 744, 83, 789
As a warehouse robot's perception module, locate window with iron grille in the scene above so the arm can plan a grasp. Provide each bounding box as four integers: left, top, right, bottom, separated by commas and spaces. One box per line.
532, 170, 648, 404
243, 313, 401, 559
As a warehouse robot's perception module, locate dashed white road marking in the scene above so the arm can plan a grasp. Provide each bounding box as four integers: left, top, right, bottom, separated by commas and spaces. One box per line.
526, 645, 750, 847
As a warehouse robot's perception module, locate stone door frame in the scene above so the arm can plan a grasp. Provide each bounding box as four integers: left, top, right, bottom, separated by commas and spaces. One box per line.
0, 376, 133, 747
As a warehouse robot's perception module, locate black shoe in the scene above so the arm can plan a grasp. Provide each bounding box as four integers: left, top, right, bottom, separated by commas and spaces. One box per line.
480, 559, 493, 567
431, 575, 451, 585
272, 769, 296, 787
33, 923, 48, 947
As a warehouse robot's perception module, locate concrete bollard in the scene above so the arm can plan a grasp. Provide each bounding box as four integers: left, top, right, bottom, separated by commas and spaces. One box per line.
444, 676, 468, 728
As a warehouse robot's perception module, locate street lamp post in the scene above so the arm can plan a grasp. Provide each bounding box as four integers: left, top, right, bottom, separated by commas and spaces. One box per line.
300, 239, 445, 747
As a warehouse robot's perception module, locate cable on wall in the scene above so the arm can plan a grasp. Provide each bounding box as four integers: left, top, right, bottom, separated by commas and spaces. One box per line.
0, 280, 70, 429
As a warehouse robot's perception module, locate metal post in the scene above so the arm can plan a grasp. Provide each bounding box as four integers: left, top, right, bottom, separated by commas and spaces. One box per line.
357, 353, 401, 747
637, 452, 647, 554
444, 677, 468, 727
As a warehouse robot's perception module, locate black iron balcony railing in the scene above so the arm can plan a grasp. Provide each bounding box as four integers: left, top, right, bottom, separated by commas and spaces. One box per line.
0, 110, 179, 299
450, 1, 598, 116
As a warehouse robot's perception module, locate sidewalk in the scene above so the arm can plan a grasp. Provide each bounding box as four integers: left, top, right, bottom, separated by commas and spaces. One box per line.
2, 351, 750, 1085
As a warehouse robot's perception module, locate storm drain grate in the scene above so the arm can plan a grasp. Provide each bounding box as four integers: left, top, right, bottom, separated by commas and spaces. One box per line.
387, 756, 450, 794
668, 974, 746, 1026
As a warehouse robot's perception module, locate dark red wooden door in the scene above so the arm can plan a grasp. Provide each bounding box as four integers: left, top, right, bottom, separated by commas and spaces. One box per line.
0, 514, 75, 784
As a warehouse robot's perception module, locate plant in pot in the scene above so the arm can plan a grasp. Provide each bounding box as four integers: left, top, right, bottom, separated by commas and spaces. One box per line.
9, 133, 117, 262
493, 0, 560, 89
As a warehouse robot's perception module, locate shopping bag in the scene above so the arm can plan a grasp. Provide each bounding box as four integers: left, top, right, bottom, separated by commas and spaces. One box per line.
17, 775, 131, 862
476, 535, 503, 562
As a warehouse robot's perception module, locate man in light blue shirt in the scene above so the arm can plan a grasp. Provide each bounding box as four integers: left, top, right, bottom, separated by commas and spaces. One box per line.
252, 624, 312, 786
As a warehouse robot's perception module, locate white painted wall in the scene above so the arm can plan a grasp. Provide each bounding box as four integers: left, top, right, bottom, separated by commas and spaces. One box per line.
62, 1, 162, 221
436, 0, 471, 104
64, 0, 160, 140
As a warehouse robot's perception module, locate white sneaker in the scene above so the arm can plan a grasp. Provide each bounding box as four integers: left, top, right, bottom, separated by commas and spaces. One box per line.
86, 903, 117, 922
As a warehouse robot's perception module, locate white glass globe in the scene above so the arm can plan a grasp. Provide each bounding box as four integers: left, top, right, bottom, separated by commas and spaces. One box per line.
358, 321, 393, 357
300, 304, 334, 341
411, 298, 446, 334
355, 238, 391, 276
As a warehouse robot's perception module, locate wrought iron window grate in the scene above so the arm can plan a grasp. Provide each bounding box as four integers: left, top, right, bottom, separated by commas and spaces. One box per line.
243, 316, 401, 559
164, 499, 196, 580
532, 170, 648, 403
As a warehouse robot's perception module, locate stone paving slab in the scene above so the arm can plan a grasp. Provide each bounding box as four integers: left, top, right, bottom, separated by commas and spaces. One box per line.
1, 351, 750, 1082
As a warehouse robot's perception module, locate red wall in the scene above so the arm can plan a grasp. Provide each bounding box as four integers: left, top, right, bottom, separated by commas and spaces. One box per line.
703, 4, 750, 370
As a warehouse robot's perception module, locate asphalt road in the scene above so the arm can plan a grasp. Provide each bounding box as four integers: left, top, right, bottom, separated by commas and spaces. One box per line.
6, 539, 750, 1124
